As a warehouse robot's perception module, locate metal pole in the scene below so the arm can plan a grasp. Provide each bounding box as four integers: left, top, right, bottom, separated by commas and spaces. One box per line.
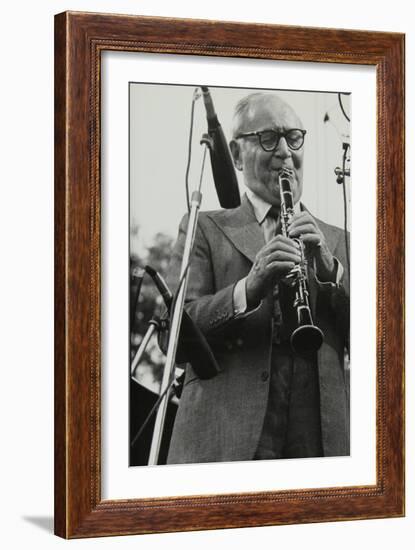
148, 189, 202, 465
130, 321, 159, 376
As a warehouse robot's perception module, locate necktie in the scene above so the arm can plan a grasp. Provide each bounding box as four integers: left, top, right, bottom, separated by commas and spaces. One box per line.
265, 209, 284, 345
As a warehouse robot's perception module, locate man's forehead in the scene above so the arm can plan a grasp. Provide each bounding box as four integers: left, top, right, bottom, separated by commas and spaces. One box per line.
241, 95, 301, 130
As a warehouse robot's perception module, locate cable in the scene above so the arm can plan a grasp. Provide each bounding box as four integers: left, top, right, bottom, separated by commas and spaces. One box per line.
130, 377, 176, 448
184, 92, 199, 213
338, 93, 350, 122
341, 145, 351, 275
169, 261, 191, 324
172, 140, 208, 330
199, 145, 208, 192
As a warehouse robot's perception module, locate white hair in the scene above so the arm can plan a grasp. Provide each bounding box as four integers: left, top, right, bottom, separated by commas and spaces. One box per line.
232, 92, 302, 138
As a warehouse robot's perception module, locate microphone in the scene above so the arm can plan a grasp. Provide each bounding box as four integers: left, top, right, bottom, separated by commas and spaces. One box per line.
144, 266, 220, 380
201, 86, 241, 209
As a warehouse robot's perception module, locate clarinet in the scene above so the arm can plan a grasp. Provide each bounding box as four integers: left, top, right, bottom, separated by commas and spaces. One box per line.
278, 168, 324, 355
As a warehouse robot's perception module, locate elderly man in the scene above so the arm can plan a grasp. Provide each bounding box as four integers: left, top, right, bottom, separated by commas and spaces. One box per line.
166, 92, 350, 464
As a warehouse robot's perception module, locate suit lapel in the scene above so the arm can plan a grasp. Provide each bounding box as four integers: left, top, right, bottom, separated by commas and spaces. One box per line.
207, 195, 264, 264
301, 203, 339, 253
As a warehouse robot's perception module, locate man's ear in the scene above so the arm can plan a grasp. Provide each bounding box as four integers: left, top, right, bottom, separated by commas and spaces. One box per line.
229, 139, 243, 171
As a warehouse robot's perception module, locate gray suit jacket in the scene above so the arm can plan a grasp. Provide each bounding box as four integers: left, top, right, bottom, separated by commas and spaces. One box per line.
166, 194, 350, 464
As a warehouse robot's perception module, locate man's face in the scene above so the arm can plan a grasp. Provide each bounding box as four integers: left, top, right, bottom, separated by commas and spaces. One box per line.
231, 96, 304, 207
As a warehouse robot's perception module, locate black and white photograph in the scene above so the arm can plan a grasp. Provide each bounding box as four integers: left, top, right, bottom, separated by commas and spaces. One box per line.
129, 83, 351, 467
1, 0, 409, 545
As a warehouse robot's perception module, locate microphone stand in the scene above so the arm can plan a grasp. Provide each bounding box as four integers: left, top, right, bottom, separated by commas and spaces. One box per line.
148, 139, 210, 465
130, 318, 161, 376
148, 192, 203, 465
130, 257, 219, 453
133, 86, 224, 464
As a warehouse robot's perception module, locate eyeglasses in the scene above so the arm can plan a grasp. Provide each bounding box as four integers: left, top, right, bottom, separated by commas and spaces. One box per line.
235, 128, 307, 152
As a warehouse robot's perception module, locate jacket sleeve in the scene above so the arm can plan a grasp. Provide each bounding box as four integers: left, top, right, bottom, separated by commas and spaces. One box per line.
314, 227, 350, 349
166, 213, 243, 341
332, 230, 350, 346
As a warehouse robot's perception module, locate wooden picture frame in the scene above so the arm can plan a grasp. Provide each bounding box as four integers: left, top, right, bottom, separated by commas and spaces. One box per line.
54, 11, 405, 538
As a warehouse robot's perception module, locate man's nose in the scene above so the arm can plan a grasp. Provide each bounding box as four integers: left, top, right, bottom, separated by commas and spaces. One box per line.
274, 137, 291, 159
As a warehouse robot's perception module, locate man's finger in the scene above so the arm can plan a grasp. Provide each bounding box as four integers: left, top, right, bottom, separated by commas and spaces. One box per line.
288, 212, 316, 226
288, 223, 318, 237
265, 235, 301, 252
267, 260, 296, 274
297, 233, 321, 245
288, 211, 310, 224
265, 250, 302, 265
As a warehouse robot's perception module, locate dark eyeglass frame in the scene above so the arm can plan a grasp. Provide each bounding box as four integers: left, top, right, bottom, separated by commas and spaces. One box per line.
235, 128, 307, 152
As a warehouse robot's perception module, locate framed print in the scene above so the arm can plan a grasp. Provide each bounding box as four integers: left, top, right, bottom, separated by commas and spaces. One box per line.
54, 11, 404, 538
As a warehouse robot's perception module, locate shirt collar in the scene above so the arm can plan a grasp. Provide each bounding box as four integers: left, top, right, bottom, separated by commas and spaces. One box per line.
245, 188, 301, 225
245, 188, 273, 225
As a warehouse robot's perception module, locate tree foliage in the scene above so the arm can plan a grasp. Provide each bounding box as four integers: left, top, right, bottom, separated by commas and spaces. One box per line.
130, 228, 174, 388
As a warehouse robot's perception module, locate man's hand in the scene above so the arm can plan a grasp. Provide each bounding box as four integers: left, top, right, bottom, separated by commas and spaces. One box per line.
246, 235, 301, 308
288, 211, 336, 282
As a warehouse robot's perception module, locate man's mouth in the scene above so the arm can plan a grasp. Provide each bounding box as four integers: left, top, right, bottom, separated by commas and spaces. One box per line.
270, 162, 294, 172
278, 167, 294, 177
271, 167, 295, 181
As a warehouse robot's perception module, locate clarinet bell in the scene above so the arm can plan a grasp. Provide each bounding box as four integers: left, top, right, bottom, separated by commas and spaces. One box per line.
291, 324, 324, 356
290, 304, 324, 355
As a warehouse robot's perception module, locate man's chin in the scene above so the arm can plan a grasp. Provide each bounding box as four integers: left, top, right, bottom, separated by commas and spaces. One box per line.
267, 189, 282, 206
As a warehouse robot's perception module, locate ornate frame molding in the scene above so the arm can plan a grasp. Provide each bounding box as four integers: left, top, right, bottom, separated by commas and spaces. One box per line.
54, 11, 404, 538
